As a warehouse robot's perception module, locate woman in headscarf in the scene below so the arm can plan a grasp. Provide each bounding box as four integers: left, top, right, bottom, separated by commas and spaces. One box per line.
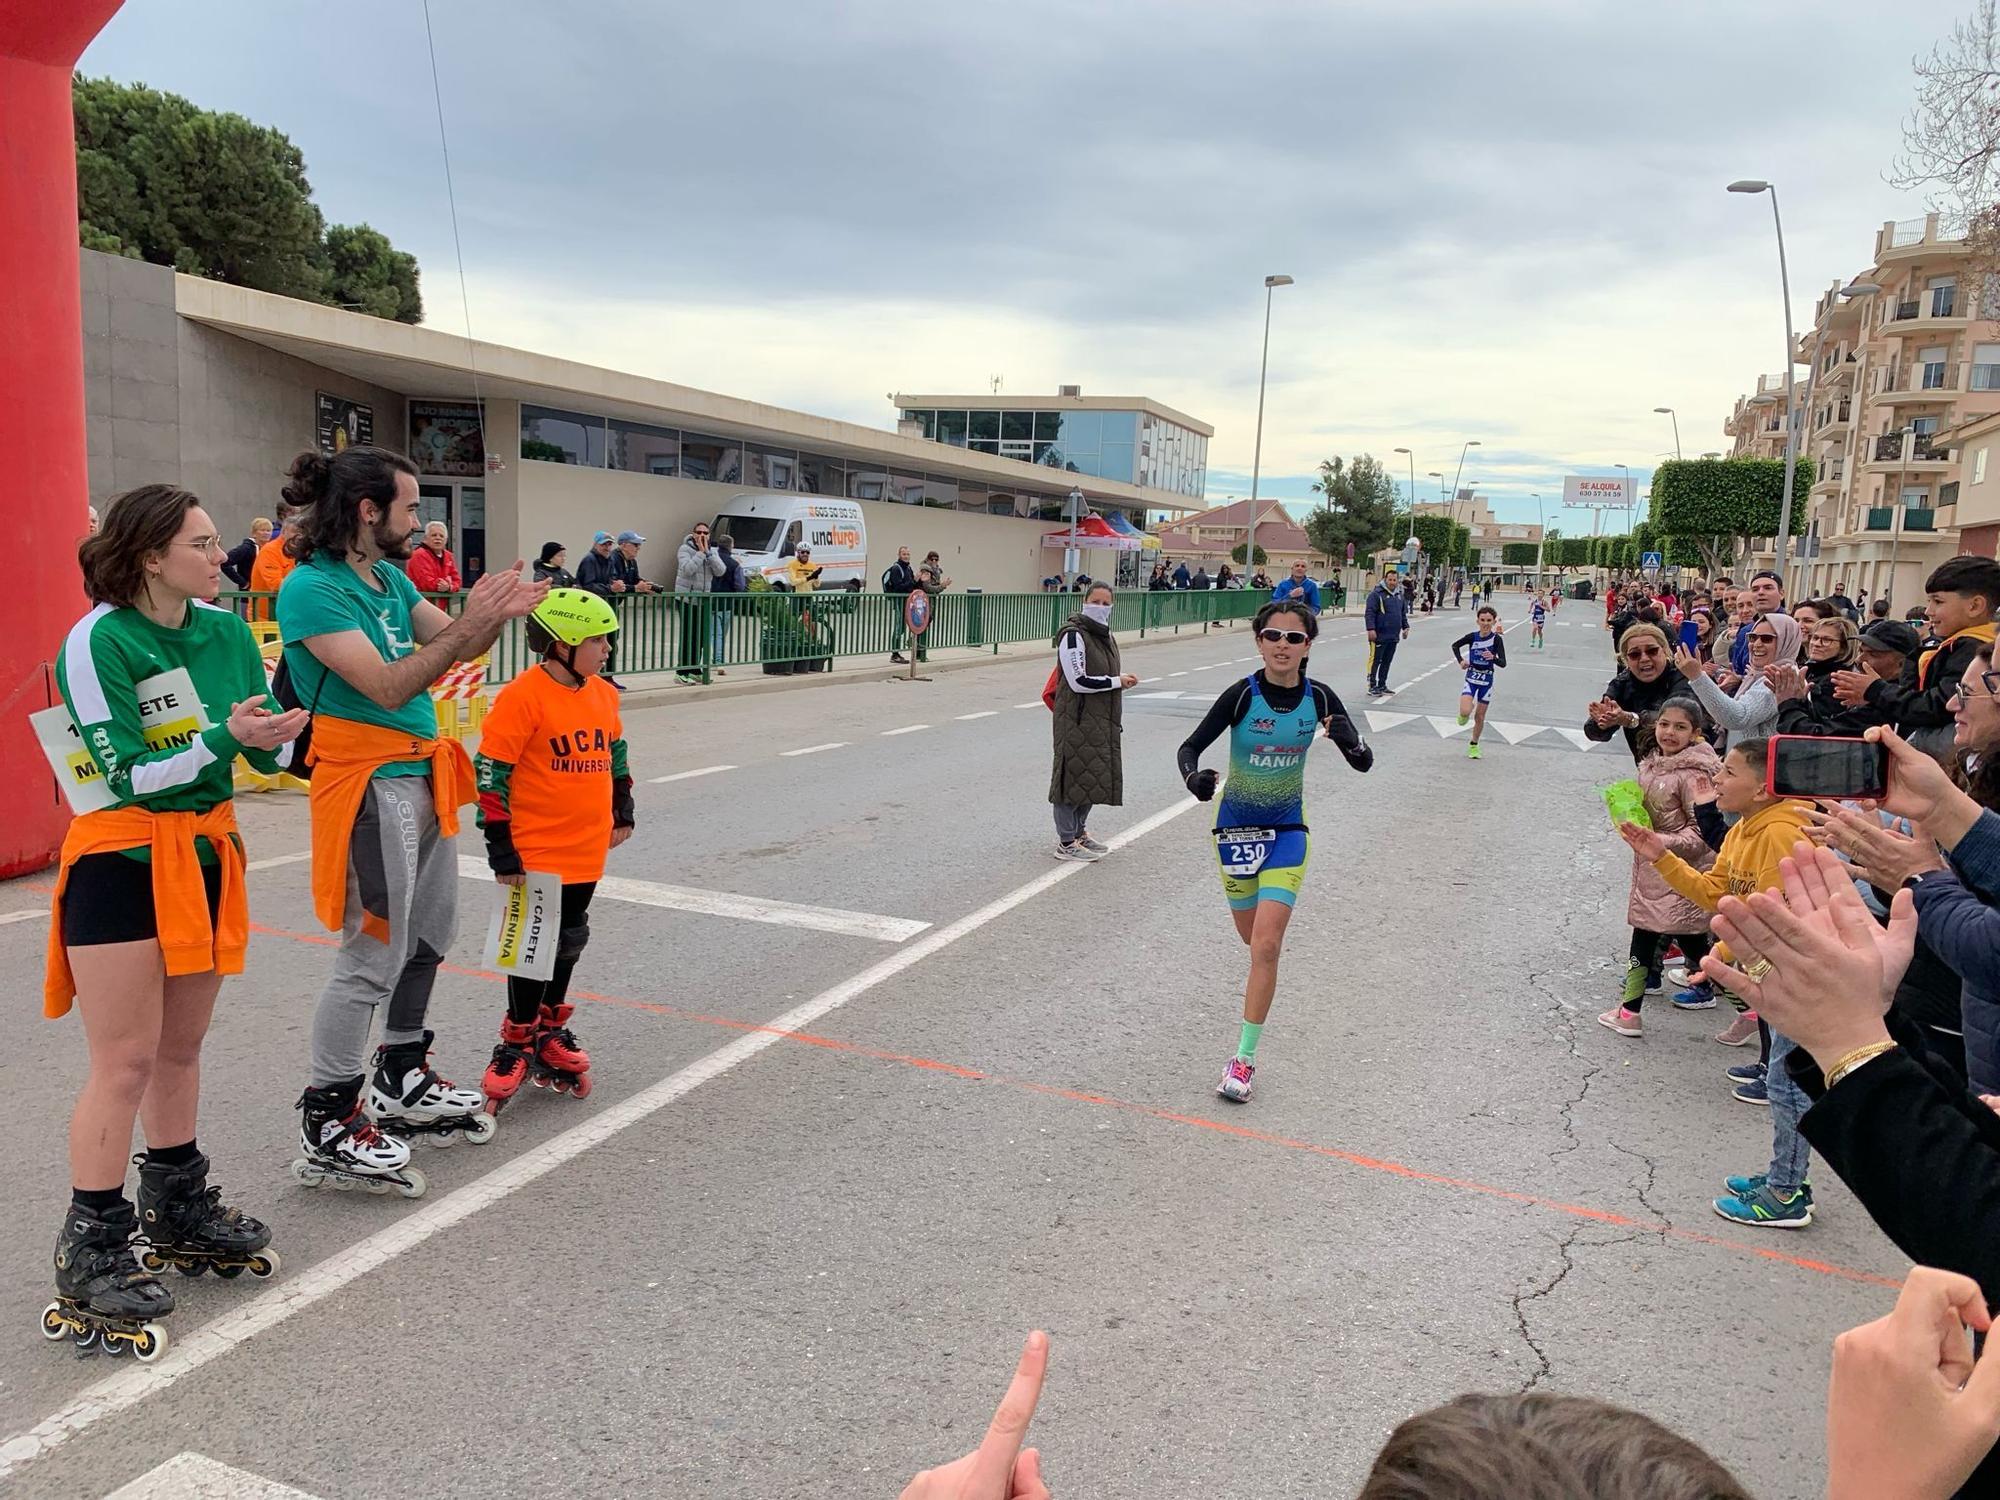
1677, 610, 1801, 753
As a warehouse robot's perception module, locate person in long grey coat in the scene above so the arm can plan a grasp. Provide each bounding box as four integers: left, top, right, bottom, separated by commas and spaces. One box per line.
1049, 581, 1136, 861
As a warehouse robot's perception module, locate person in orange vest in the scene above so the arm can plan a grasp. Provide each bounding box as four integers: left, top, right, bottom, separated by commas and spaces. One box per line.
247, 502, 300, 621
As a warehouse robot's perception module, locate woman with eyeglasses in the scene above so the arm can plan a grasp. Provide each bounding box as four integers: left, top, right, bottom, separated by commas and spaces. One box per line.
1584, 623, 1688, 761
1176, 601, 1373, 1102
1677, 612, 1802, 754
40, 486, 309, 1358
1772, 616, 1877, 736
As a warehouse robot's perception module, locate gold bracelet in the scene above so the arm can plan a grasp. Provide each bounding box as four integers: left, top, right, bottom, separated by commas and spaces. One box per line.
1825, 1041, 1899, 1088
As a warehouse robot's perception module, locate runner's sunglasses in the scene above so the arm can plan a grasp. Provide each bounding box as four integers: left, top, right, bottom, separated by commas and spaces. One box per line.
1258, 628, 1311, 645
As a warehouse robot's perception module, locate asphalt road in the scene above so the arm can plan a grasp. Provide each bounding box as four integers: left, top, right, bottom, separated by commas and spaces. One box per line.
0, 594, 1908, 1499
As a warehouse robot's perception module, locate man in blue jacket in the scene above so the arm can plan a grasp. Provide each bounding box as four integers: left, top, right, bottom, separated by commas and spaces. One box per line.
1365, 569, 1411, 697
1271, 560, 1321, 615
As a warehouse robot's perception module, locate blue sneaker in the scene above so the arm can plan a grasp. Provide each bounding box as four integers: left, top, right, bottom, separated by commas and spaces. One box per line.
1671, 984, 1717, 1011
1726, 1061, 1766, 1086
1731, 1075, 1769, 1106
1713, 1183, 1812, 1229
1723, 1172, 1815, 1205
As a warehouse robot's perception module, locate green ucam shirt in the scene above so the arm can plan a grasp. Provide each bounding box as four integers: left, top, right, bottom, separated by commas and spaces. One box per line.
56, 599, 281, 863
276, 550, 437, 778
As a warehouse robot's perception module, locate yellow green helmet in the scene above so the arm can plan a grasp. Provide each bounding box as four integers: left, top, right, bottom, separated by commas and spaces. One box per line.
527, 587, 619, 651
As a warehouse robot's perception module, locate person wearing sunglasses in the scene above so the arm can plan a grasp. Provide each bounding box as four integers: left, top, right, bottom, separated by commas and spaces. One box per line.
1175, 601, 1373, 1102
1771, 615, 1877, 736
1677, 611, 1800, 755
1584, 622, 1688, 761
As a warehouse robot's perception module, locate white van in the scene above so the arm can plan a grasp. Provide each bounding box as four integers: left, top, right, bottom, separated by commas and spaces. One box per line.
710, 494, 869, 590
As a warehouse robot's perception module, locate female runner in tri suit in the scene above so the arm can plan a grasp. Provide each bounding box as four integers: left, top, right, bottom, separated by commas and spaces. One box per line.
1176, 600, 1373, 1101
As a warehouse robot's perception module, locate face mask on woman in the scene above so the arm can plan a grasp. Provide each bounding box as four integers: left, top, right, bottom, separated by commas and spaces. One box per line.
1082, 602, 1115, 627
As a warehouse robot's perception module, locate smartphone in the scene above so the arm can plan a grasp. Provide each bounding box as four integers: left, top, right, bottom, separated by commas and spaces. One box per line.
1678, 620, 1699, 652
1766, 734, 1889, 801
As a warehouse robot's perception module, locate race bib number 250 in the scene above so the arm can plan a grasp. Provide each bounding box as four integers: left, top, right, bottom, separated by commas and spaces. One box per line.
1214, 826, 1277, 877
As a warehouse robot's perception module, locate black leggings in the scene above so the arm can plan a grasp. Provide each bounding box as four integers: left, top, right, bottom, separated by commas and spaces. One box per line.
505, 882, 597, 1024
1627, 928, 1711, 1012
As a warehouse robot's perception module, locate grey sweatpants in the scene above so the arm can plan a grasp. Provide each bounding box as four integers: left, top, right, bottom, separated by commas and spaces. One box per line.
309, 776, 459, 1086
1053, 803, 1093, 843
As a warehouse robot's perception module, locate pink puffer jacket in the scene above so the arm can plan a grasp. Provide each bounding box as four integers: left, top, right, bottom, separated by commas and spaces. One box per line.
1626, 741, 1722, 935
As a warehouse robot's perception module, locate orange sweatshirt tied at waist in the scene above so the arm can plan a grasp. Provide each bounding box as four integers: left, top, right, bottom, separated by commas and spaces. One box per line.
43, 804, 248, 1019
306, 714, 474, 932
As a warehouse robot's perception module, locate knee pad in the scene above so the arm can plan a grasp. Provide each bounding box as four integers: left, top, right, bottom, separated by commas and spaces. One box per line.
556, 914, 591, 968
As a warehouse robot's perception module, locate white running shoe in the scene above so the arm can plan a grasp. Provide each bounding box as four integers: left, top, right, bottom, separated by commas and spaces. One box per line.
1217, 1056, 1255, 1102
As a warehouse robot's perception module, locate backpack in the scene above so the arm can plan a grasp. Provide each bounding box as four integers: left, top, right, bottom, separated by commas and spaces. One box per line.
267, 648, 327, 780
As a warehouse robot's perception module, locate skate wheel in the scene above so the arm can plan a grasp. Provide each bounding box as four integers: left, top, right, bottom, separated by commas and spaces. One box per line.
463, 1112, 498, 1144
74, 1323, 101, 1351
248, 1250, 281, 1280
41, 1302, 68, 1341
530, 1074, 552, 1090
426, 1129, 456, 1150
214, 1262, 243, 1279
570, 1074, 593, 1100
102, 1331, 130, 1358
177, 1259, 208, 1278
288, 1159, 318, 1186
395, 1167, 428, 1200
362, 1177, 393, 1195
140, 1249, 167, 1274
131, 1323, 168, 1363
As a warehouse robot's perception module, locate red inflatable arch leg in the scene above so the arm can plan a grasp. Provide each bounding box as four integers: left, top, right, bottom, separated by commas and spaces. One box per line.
0, 1, 125, 877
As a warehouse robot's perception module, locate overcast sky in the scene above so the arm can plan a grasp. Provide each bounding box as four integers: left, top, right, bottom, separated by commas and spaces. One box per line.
81, 0, 1975, 526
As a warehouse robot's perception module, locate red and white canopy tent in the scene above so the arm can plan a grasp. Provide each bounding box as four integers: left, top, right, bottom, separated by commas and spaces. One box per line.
1042, 512, 1145, 585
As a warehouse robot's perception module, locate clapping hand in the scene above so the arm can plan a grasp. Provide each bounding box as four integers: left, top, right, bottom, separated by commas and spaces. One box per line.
463, 562, 548, 628
1699, 842, 1910, 1060
1828, 1267, 2000, 1500
1806, 804, 1945, 888
1766, 663, 1806, 703
226, 697, 311, 750
899, 1331, 1051, 1500
1832, 661, 1881, 707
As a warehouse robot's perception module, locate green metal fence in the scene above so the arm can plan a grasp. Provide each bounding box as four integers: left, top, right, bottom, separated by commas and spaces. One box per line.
218, 587, 1267, 687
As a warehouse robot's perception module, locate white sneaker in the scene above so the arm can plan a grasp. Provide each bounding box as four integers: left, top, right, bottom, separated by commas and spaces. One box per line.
1665, 964, 1691, 988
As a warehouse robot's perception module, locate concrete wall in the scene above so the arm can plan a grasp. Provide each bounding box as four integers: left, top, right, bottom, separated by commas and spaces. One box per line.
81, 247, 406, 542
512, 459, 1122, 592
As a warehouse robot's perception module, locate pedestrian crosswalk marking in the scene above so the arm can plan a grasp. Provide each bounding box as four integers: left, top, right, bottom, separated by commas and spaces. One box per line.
1554, 728, 1600, 751
1427, 716, 1472, 739
1490, 721, 1548, 745
1365, 710, 1419, 732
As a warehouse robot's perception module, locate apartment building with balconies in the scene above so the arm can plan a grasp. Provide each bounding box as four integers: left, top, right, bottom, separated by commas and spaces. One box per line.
1720, 214, 1982, 604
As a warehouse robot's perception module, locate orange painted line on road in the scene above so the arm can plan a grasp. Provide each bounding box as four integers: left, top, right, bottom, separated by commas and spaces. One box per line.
242, 920, 1896, 1290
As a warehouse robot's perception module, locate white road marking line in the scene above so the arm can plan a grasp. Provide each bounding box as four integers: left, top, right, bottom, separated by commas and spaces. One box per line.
0, 795, 1202, 1488
1555, 727, 1601, 751
245, 852, 311, 872
954, 711, 1000, 720
453, 857, 927, 942
105, 1453, 323, 1500
1364, 710, 1418, 732
1134, 691, 1186, 700
1013, 701, 1045, 709
1491, 721, 1549, 745
0, 908, 49, 925
647, 764, 737, 784
880, 724, 930, 736
1136, 677, 1162, 684
1427, 715, 1472, 739
1168, 671, 1189, 677
780, 742, 847, 757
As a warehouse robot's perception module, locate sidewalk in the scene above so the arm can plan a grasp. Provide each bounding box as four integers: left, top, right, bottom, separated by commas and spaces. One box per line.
604, 612, 1292, 712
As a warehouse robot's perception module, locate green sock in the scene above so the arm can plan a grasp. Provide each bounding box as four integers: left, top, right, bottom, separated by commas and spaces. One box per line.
1237, 1020, 1264, 1061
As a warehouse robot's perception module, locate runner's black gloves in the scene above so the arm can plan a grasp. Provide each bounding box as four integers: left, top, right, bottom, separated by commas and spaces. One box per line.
1187, 768, 1219, 801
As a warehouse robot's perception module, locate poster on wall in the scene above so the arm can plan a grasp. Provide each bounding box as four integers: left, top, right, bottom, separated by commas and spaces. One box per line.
409, 401, 486, 477
316, 392, 374, 454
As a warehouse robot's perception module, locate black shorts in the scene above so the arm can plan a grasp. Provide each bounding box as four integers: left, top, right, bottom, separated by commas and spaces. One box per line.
61, 852, 224, 948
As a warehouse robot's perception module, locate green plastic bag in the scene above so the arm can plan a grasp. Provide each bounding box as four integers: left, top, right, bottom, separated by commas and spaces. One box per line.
1601, 778, 1652, 831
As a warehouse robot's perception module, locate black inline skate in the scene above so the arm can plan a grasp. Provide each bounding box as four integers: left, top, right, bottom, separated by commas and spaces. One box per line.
367, 1031, 497, 1148
291, 1077, 429, 1198
42, 1200, 172, 1360
136, 1150, 280, 1281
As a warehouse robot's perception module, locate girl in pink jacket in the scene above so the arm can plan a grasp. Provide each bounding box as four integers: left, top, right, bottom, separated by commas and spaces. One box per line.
1599, 697, 1722, 1038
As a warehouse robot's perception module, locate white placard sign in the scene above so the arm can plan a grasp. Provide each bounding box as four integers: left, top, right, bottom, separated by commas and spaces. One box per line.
484, 871, 561, 981
32, 667, 212, 815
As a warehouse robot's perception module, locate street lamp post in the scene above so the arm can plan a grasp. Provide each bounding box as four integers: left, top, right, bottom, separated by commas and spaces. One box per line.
1653, 407, 1682, 460
1532, 493, 1545, 590
1449, 440, 1480, 513
1615, 463, 1634, 538
1393, 446, 1417, 586
1248, 274, 1294, 511
1728, 179, 1807, 581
